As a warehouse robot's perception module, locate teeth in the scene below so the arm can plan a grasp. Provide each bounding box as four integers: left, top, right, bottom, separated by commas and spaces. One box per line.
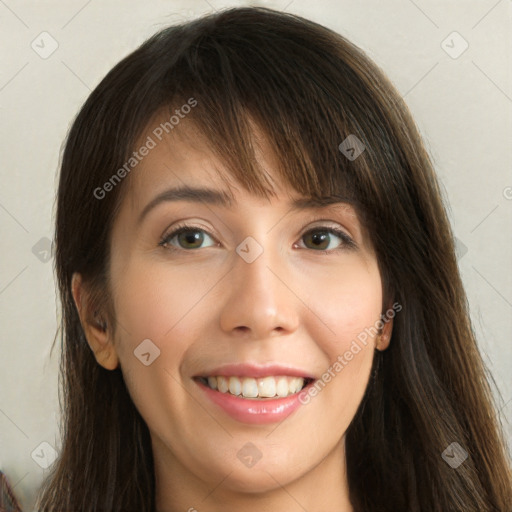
242, 378, 259, 398
258, 376, 276, 397
203, 375, 307, 398
276, 377, 289, 397
217, 376, 229, 393
228, 376, 241, 396
207, 376, 217, 390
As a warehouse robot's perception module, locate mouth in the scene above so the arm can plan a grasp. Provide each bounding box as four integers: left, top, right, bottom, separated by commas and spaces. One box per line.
194, 375, 315, 400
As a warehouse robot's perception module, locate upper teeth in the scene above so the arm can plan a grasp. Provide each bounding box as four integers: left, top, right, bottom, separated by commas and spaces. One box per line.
206, 375, 306, 398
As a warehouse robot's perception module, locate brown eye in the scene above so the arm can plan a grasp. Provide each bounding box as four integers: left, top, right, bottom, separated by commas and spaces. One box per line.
159, 225, 216, 250
300, 227, 355, 252
159, 224, 355, 253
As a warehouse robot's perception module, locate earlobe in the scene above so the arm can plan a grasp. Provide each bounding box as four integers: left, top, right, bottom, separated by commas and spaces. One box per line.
71, 272, 83, 314
377, 317, 393, 351
71, 272, 119, 371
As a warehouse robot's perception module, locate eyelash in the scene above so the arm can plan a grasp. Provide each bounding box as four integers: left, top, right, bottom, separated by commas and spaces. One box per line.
158, 221, 356, 255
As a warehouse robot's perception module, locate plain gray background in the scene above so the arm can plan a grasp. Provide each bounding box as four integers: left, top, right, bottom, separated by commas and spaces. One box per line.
1, 1, 511, 510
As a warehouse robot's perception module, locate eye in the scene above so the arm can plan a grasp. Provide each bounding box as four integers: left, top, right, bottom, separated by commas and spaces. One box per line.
159, 223, 356, 253
297, 226, 356, 253
159, 223, 217, 251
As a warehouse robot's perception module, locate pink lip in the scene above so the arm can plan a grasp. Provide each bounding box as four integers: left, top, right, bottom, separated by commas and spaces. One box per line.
194, 377, 315, 424
194, 362, 316, 379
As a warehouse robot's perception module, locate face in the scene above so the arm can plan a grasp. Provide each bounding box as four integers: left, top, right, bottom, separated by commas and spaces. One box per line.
77, 111, 391, 499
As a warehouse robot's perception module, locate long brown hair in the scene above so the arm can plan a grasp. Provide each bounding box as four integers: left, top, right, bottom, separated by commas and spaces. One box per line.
36, 7, 512, 511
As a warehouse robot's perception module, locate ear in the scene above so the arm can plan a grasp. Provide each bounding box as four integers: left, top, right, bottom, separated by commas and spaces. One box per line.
376, 316, 393, 351
71, 272, 119, 370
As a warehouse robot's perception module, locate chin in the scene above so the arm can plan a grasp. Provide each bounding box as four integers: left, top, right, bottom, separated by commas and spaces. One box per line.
201, 456, 304, 495
221, 468, 296, 494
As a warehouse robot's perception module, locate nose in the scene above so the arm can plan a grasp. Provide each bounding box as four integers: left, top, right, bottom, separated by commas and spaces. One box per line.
218, 241, 299, 340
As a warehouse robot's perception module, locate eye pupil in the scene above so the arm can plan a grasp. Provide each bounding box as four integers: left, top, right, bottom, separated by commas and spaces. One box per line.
180, 230, 203, 247
308, 231, 329, 250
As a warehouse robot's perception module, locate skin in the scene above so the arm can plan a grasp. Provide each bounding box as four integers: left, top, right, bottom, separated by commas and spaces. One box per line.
72, 111, 393, 512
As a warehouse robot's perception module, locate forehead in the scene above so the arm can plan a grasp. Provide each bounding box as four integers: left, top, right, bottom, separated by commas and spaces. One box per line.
123, 114, 223, 214
121, 109, 360, 228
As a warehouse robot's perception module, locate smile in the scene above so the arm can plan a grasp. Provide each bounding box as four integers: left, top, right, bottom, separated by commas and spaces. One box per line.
193, 376, 316, 424
197, 375, 313, 400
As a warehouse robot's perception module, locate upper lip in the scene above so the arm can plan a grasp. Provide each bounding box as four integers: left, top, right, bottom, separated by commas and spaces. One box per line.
194, 362, 317, 380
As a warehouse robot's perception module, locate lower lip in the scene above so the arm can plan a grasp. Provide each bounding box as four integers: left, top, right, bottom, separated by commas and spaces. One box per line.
194, 378, 315, 425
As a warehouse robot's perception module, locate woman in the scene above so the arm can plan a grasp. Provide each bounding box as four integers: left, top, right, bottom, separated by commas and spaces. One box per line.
36, 6, 512, 511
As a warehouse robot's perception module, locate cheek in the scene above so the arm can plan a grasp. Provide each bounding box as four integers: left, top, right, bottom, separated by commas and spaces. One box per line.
109, 257, 219, 417
111, 256, 216, 353
299, 257, 382, 414
305, 255, 383, 354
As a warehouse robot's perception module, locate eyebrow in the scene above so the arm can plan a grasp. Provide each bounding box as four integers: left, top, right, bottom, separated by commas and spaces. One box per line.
137, 185, 356, 225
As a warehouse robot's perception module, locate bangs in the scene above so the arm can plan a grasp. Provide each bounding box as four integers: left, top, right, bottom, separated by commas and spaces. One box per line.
165, 25, 368, 208
117, 9, 386, 234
